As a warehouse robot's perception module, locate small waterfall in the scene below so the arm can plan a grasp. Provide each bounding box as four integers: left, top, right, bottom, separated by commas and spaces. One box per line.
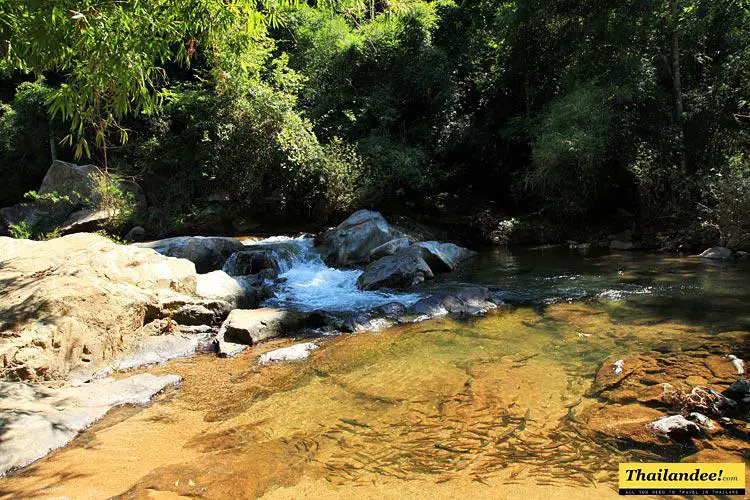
244, 236, 422, 312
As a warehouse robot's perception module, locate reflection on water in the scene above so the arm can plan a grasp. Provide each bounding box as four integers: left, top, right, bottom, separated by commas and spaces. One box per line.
1, 249, 749, 499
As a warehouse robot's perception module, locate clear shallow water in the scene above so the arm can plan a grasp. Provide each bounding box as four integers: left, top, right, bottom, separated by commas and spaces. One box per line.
2, 247, 749, 499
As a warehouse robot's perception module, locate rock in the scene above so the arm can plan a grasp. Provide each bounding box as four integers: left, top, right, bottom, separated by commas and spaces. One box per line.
59, 208, 113, 234
114, 333, 209, 371
683, 385, 738, 417
409, 286, 498, 317
149, 292, 232, 326
687, 412, 719, 432
196, 271, 259, 309
258, 342, 318, 365
357, 246, 434, 290
0, 233, 197, 381
647, 415, 701, 442
699, 247, 733, 260
38, 160, 101, 200
370, 238, 412, 260
315, 210, 400, 266
137, 236, 244, 273
222, 241, 304, 277
215, 309, 319, 356
586, 404, 666, 446
414, 241, 477, 271
681, 449, 746, 463
125, 226, 147, 242
610, 240, 635, 250
724, 379, 750, 402
0, 373, 181, 475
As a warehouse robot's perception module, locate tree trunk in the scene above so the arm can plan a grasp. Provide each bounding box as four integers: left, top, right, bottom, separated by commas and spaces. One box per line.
669, 0, 687, 174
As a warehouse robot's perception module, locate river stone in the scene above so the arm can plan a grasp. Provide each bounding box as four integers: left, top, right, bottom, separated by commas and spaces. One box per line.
196, 271, 259, 308
38, 160, 101, 200
369, 237, 411, 260
699, 247, 733, 261
0, 233, 198, 381
215, 308, 318, 357
0, 373, 181, 475
258, 342, 318, 365
357, 246, 434, 290
125, 226, 147, 242
414, 241, 477, 271
315, 210, 399, 266
647, 415, 701, 442
137, 236, 244, 273
409, 286, 498, 317
222, 241, 303, 277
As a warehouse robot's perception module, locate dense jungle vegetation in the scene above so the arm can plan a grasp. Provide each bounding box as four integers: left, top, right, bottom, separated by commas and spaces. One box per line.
2, 0, 750, 247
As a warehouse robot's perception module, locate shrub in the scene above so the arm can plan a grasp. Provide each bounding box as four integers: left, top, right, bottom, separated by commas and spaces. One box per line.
700, 154, 750, 249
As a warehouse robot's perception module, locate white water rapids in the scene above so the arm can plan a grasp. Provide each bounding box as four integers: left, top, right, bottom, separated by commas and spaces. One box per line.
242, 237, 422, 312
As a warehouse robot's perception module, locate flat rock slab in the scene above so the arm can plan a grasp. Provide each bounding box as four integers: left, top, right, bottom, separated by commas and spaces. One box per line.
215, 308, 320, 357
258, 342, 318, 365
0, 373, 181, 475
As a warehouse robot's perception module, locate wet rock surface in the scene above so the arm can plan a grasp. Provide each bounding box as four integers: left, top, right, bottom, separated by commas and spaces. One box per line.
0, 373, 181, 475
315, 210, 400, 266
584, 348, 750, 457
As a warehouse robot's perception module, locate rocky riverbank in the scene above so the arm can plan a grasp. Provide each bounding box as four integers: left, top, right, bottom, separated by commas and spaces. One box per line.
0, 209, 494, 474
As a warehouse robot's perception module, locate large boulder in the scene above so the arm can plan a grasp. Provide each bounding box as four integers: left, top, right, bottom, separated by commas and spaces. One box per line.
137, 236, 244, 273
38, 160, 101, 199
0, 233, 198, 381
357, 246, 434, 290
315, 210, 401, 266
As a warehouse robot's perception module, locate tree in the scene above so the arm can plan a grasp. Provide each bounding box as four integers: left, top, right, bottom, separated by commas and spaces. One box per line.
0, 0, 294, 165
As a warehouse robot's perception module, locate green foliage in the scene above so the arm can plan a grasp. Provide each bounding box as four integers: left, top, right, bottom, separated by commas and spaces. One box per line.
1, 0, 298, 159
88, 172, 139, 232
700, 154, 750, 249
0, 81, 59, 207
8, 221, 31, 239
524, 85, 619, 217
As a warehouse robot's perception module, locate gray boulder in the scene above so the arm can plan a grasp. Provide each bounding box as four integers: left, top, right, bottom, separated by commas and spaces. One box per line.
315, 210, 400, 266
414, 241, 477, 271
125, 226, 147, 242
369, 237, 411, 260
357, 246, 434, 290
409, 286, 499, 317
222, 241, 303, 277
215, 308, 319, 357
38, 160, 101, 200
699, 247, 733, 261
137, 236, 244, 273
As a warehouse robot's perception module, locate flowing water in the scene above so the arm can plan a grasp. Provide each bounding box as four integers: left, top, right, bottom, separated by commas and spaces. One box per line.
1, 246, 749, 499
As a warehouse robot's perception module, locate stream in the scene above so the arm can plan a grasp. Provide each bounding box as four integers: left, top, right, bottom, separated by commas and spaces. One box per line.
1, 244, 749, 498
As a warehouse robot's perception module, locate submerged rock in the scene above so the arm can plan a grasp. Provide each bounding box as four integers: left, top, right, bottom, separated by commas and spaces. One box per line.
0, 373, 181, 475
258, 342, 318, 365
408, 286, 498, 317
137, 236, 244, 273
315, 210, 400, 266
